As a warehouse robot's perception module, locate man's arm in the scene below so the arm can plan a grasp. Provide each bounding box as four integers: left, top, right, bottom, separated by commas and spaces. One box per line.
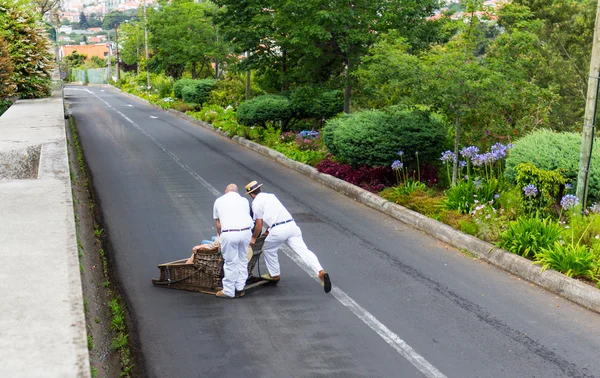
215, 219, 221, 235
250, 218, 263, 245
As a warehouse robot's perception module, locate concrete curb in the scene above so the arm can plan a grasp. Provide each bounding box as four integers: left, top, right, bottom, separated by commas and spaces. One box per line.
112, 86, 600, 314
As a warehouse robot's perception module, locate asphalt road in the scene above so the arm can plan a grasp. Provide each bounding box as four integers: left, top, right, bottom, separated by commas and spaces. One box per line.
65, 85, 600, 378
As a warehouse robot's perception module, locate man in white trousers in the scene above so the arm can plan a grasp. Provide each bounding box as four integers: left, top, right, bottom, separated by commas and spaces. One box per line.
214, 184, 254, 299
245, 181, 332, 293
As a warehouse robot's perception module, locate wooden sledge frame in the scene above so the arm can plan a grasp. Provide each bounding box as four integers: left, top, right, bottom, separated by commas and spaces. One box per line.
151, 236, 275, 295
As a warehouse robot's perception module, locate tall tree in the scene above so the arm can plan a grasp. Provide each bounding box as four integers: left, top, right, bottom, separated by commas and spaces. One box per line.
148, 0, 232, 79
78, 11, 88, 29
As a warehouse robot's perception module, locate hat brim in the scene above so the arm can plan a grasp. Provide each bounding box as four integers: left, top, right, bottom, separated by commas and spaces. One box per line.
246, 183, 262, 194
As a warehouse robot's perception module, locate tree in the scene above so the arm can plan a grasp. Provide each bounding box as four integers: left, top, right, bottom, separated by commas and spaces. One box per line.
0, 0, 54, 99
33, 0, 60, 17
148, 0, 233, 79
215, 0, 439, 110
0, 36, 16, 101
78, 11, 88, 29
511, 0, 597, 130
102, 11, 131, 30
119, 21, 145, 69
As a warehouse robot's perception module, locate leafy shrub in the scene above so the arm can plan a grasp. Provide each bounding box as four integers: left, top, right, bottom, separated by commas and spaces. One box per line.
208, 75, 246, 108
322, 109, 446, 167
497, 215, 563, 259
535, 242, 598, 280
0, 0, 53, 98
187, 104, 241, 136
173, 78, 197, 99
237, 95, 292, 127
444, 178, 502, 214
506, 129, 600, 202
0, 36, 15, 100
271, 144, 327, 167
154, 75, 174, 98
181, 79, 217, 105
380, 188, 443, 216
515, 162, 565, 214
316, 157, 395, 192
289, 86, 343, 122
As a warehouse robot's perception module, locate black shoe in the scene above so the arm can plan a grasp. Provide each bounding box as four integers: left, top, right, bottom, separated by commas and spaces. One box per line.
319, 271, 332, 293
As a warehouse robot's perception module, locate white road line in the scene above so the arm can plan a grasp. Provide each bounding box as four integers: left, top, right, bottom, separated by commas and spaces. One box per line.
88, 91, 447, 378
150, 115, 159, 119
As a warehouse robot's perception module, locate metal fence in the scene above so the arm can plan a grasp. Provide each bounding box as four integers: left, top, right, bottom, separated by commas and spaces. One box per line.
71, 68, 124, 84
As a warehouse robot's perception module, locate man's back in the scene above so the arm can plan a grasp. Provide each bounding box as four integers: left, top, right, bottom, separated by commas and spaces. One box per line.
251, 192, 293, 228
213, 192, 253, 230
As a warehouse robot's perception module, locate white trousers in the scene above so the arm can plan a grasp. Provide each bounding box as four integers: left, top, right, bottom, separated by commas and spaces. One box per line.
262, 222, 323, 277
220, 230, 252, 297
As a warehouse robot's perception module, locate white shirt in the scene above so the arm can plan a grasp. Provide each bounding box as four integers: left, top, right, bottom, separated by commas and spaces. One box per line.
251, 192, 293, 228
213, 192, 253, 230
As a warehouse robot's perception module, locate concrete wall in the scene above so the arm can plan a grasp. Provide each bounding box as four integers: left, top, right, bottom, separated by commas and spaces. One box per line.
0, 91, 91, 377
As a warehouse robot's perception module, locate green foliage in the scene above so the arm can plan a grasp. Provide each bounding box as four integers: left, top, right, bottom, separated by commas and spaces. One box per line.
536, 242, 597, 280
181, 79, 216, 105
289, 86, 343, 123
236, 95, 292, 127
208, 75, 247, 108
323, 108, 446, 167
444, 178, 503, 215
498, 215, 563, 259
174, 78, 196, 99
506, 129, 600, 201
188, 104, 241, 136
270, 144, 327, 167
154, 75, 174, 99
0, 0, 53, 99
0, 36, 15, 100
380, 188, 443, 216
515, 162, 565, 214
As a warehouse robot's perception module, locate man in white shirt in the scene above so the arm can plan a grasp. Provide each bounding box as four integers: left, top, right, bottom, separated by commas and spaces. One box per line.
214, 184, 254, 298
245, 181, 332, 293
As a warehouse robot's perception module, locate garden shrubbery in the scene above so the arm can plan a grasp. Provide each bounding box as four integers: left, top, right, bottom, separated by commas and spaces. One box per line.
236, 94, 292, 127
505, 129, 600, 202
289, 86, 343, 123
173, 78, 198, 99
181, 79, 217, 105
322, 109, 446, 167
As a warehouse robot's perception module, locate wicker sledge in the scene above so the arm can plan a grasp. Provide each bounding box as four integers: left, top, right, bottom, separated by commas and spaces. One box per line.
151, 236, 276, 294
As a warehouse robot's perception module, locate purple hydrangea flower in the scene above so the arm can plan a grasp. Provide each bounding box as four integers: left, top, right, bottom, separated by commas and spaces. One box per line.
397, 150, 404, 156
460, 146, 479, 159
560, 194, 579, 210
391, 160, 403, 170
523, 184, 538, 197
440, 150, 456, 163
494, 194, 500, 199
459, 160, 467, 168
490, 143, 508, 160
565, 183, 573, 190
590, 203, 600, 214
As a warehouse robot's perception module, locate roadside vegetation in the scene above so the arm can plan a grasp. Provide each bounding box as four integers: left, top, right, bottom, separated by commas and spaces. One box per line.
0, 0, 54, 115
63, 0, 600, 288
67, 116, 136, 377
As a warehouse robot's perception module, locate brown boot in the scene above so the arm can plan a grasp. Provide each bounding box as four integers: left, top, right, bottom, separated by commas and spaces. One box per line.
215, 290, 234, 299
318, 270, 332, 293
260, 274, 280, 282
235, 290, 245, 298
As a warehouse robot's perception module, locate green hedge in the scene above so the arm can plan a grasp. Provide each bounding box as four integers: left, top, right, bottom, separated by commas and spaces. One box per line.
181, 79, 217, 105
173, 78, 197, 99
236, 94, 292, 126
323, 109, 446, 167
505, 129, 600, 202
289, 86, 343, 120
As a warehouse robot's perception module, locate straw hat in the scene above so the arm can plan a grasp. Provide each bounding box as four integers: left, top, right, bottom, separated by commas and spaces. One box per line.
245, 180, 263, 194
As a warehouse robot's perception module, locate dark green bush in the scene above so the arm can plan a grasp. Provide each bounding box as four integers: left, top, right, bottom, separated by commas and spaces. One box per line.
181, 79, 216, 105
322, 109, 446, 167
173, 78, 197, 99
498, 215, 563, 259
290, 86, 343, 121
505, 129, 600, 202
515, 162, 565, 214
236, 95, 292, 127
